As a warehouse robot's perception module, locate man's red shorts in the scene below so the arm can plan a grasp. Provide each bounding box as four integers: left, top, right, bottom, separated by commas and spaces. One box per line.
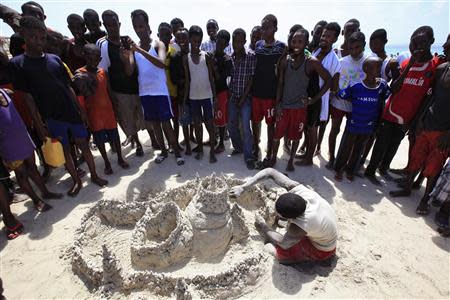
330, 105, 349, 121
276, 237, 336, 262
214, 90, 229, 127
274, 108, 307, 141
252, 97, 276, 125
407, 130, 449, 178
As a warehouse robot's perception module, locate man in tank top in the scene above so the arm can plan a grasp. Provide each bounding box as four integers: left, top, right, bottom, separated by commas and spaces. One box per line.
182, 25, 218, 163
272, 29, 331, 172
126, 9, 184, 165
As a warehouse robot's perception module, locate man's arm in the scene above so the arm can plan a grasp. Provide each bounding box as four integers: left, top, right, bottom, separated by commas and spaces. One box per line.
129, 38, 166, 69
275, 57, 287, 107
255, 215, 306, 250
238, 77, 253, 107
229, 168, 300, 198
307, 57, 332, 105
182, 55, 190, 104
23, 93, 48, 141
390, 56, 416, 95
0, 4, 20, 32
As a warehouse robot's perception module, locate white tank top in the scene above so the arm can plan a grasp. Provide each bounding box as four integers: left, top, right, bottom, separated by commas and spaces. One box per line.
188, 51, 213, 100
134, 46, 169, 96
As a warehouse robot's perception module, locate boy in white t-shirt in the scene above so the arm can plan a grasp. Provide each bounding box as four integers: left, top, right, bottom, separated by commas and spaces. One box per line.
230, 168, 337, 264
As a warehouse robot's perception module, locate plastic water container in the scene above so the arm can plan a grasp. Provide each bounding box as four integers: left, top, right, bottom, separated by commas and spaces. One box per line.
41, 137, 65, 167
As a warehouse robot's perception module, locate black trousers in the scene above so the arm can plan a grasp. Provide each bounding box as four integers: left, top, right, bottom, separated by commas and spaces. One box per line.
366, 120, 406, 175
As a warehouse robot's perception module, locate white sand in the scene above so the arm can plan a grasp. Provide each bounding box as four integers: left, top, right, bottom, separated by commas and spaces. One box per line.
0, 126, 449, 299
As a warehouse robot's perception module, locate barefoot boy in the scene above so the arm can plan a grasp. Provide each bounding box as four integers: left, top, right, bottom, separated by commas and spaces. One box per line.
272, 29, 331, 171
183, 25, 217, 163
73, 44, 129, 175
9, 16, 107, 196
229, 168, 337, 264
334, 57, 389, 181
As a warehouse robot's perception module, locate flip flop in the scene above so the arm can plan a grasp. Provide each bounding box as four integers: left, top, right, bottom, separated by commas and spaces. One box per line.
34, 201, 53, 212
6, 222, 24, 240
176, 157, 185, 166
155, 154, 168, 164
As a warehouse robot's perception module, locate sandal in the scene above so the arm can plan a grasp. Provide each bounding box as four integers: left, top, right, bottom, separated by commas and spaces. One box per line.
176, 157, 185, 166
6, 222, 24, 240
34, 200, 53, 212
155, 153, 168, 164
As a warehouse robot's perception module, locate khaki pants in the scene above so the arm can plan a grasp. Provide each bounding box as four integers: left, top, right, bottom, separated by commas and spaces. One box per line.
110, 91, 144, 136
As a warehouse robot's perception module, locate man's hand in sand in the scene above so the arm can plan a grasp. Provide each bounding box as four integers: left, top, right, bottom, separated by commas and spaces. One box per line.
229, 185, 244, 198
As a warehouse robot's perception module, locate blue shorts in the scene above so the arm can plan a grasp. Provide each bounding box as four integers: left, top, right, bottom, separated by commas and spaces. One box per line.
179, 103, 192, 126
190, 98, 213, 122
46, 119, 89, 145
92, 128, 120, 145
141, 95, 174, 122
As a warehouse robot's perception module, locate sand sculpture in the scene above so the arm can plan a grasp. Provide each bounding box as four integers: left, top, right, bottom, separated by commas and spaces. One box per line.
70, 174, 283, 299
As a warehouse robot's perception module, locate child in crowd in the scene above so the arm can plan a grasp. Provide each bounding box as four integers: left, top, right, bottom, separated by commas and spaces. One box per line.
249, 25, 262, 52
65, 13, 87, 73
98, 10, 144, 157
158, 22, 183, 151
327, 31, 368, 169
365, 27, 442, 184
213, 29, 232, 153
336, 18, 360, 58
83, 8, 106, 44
170, 28, 193, 155
73, 44, 129, 174
228, 28, 257, 169
334, 57, 390, 181
0, 88, 62, 211
128, 10, 184, 165
201, 19, 232, 55
183, 25, 217, 163
272, 29, 331, 171
252, 14, 286, 167
9, 16, 107, 196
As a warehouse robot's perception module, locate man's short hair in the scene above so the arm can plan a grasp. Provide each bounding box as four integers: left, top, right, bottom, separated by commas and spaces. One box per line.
21, 1, 44, 14
275, 193, 307, 219
83, 43, 100, 53
176, 27, 189, 35
348, 31, 365, 44
67, 14, 84, 24
370, 29, 387, 41
233, 28, 246, 39
325, 22, 341, 38
206, 19, 218, 28
289, 24, 303, 34
294, 28, 310, 42
251, 25, 261, 33
101, 10, 119, 21
345, 18, 360, 28
263, 14, 277, 27
19, 15, 46, 32
158, 22, 172, 32
412, 26, 434, 40
170, 18, 184, 28
315, 20, 328, 28
189, 25, 203, 39
83, 9, 99, 20
130, 9, 148, 23
217, 29, 230, 43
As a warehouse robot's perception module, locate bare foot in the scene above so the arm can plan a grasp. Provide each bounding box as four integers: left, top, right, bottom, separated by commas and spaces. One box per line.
91, 176, 108, 187
118, 160, 130, 169
68, 181, 82, 197
104, 166, 113, 175
294, 159, 313, 166
286, 161, 295, 172
34, 200, 52, 212
185, 147, 192, 156
209, 152, 217, 163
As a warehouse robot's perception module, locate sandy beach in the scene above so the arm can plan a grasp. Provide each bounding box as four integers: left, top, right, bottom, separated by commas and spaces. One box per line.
0, 125, 449, 299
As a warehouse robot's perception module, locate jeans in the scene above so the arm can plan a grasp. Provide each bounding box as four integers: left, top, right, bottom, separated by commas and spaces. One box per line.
366, 120, 406, 175
227, 98, 253, 161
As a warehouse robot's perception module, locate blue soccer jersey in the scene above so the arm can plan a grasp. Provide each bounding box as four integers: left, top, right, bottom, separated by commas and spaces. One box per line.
338, 79, 390, 134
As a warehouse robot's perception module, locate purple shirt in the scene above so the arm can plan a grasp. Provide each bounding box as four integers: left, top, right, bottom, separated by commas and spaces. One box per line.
0, 89, 35, 162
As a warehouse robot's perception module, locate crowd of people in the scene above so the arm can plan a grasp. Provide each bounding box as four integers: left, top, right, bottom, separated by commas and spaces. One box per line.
0, 1, 449, 250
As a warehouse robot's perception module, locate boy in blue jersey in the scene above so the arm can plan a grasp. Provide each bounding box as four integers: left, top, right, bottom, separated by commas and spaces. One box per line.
334, 56, 390, 181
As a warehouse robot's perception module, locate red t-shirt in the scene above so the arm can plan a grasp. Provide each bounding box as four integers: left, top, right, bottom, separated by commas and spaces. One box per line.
383, 56, 442, 125
76, 67, 117, 132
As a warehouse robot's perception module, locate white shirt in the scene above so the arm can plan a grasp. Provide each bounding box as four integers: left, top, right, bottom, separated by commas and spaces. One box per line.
201, 38, 232, 56
134, 46, 169, 96
188, 51, 213, 100
331, 53, 368, 112
312, 48, 341, 121
288, 184, 338, 252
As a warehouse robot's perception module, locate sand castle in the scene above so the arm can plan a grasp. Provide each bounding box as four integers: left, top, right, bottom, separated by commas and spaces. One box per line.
70, 174, 284, 299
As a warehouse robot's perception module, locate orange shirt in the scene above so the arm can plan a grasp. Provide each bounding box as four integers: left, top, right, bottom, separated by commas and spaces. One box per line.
76, 67, 117, 132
